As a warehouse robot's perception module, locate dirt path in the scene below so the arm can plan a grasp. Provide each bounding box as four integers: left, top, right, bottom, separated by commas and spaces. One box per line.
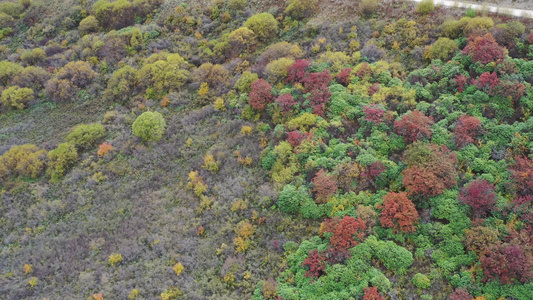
408, 0, 533, 18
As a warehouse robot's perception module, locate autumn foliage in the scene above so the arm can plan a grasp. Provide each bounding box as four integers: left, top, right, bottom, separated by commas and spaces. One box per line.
454, 114, 482, 148
276, 93, 297, 112
402, 142, 458, 199
462, 33, 506, 65
312, 169, 338, 203
510, 156, 533, 196
480, 243, 533, 284
449, 288, 472, 300
394, 110, 434, 144
326, 216, 367, 251
304, 70, 332, 116
286, 59, 310, 84
302, 249, 327, 278
459, 180, 497, 217
379, 192, 419, 233
249, 79, 273, 111
363, 105, 385, 124
363, 287, 384, 300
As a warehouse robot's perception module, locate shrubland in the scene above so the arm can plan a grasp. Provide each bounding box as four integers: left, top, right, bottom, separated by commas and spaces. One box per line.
0, 0, 532, 299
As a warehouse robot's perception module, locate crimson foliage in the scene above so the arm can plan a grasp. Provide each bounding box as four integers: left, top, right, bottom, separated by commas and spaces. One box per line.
302, 249, 327, 278
286, 59, 310, 84
459, 180, 497, 217
276, 93, 297, 112
394, 110, 434, 144
249, 79, 273, 111
481, 243, 533, 284
453, 74, 468, 93
363, 105, 385, 125
287, 131, 304, 147
335, 67, 352, 86
454, 114, 482, 148
462, 33, 506, 65
304, 70, 332, 116
449, 288, 472, 300
471, 72, 499, 95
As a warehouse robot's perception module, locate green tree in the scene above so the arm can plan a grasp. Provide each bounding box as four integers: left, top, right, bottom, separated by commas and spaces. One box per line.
104, 65, 138, 102
244, 13, 278, 43
416, 0, 434, 15
428, 37, 458, 61
1, 85, 33, 109
285, 0, 318, 20
66, 123, 106, 150
79, 16, 99, 34
47, 143, 78, 182
234, 71, 259, 93
137, 53, 190, 94
0, 144, 47, 179
132, 111, 166, 142
0, 60, 23, 86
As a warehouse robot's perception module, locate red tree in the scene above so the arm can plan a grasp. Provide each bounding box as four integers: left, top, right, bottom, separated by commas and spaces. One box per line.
459, 180, 497, 217
276, 94, 297, 112
286, 59, 310, 84
363, 287, 384, 300
471, 72, 499, 95
328, 216, 367, 251
453, 74, 468, 93
394, 110, 434, 144
481, 243, 533, 284
304, 70, 332, 116
368, 82, 381, 96
335, 67, 352, 86
363, 105, 385, 124
462, 33, 506, 65
249, 79, 273, 111
454, 114, 482, 148
361, 161, 386, 189
449, 288, 472, 300
379, 192, 419, 233
287, 130, 304, 147
497, 80, 526, 103
402, 143, 458, 199
302, 249, 327, 278
312, 169, 338, 203
510, 156, 533, 195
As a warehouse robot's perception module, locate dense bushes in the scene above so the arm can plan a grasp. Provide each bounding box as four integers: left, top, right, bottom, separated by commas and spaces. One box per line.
79, 16, 99, 34
285, 0, 317, 20
1, 85, 33, 109
1, 0, 533, 299
137, 53, 190, 94
244, 13, 278, 43
132, 111, 166, 142
428, 37, 458, 61
0, 144, 47, 179
66, 123, 106, 150
47, 143, 78, 182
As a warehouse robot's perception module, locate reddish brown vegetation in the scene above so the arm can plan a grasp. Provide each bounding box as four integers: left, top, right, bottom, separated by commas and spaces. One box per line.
379, 192, 419, 233
462, 33, 506, 65
454, 114, 482, 148
249, 79, 273, 111
459, 180, 497, 217
312, 169, 338, 203
394, 110, 434, 144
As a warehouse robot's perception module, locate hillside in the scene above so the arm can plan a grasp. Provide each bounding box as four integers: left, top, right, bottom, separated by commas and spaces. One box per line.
0, 0, 533, 299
